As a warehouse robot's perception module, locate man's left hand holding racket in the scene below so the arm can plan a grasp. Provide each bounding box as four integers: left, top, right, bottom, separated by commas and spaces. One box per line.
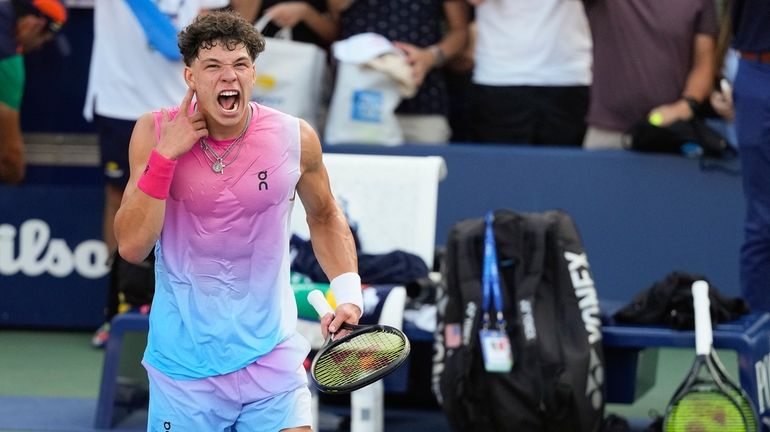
317, 291, 361, 340
307, 290, 411, 394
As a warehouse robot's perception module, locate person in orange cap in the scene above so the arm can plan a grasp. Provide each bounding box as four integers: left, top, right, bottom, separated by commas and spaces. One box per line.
0, 0, 67, 184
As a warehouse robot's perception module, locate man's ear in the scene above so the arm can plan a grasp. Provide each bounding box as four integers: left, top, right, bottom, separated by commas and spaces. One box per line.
184, 67, 195, 91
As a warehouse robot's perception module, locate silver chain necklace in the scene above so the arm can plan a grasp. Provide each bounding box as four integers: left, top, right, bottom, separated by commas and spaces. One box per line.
199, 105, 252, 174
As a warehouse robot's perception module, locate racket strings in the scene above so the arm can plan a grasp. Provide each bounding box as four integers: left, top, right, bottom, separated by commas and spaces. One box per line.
313, 330, 407, 388
667, 391, 748, 432
711, 356, 758, 431
730, 391, 757, 432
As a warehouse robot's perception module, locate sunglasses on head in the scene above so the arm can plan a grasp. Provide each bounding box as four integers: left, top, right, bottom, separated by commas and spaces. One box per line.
15, 0, 66, 33
40, 15, 63, 33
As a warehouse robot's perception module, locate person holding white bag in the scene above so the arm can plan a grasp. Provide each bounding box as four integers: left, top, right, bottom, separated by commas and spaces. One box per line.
329, 0, 470, 144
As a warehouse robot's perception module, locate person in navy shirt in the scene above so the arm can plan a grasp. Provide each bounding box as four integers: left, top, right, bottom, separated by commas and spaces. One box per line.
732, 0, 770, 312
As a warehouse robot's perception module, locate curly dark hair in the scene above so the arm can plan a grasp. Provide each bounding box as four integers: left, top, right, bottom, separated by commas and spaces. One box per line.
178, 11, 265, 66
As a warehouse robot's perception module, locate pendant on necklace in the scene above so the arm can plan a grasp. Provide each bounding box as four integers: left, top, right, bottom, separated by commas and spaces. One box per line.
213, 160, 224, 174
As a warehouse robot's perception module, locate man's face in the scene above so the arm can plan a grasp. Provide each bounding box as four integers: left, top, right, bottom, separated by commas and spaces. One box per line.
16, 15, 55, 53
185, 42, 256, 132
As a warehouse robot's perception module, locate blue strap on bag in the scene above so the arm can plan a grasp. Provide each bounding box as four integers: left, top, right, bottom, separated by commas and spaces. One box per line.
123, 0, 182, 61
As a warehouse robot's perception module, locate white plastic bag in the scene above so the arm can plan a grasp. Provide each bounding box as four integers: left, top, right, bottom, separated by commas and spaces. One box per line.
324, 33, 405, 146
251, 16, 327, 129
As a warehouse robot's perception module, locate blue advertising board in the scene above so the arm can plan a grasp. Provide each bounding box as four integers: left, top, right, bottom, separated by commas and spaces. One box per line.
0, 166, 108, 329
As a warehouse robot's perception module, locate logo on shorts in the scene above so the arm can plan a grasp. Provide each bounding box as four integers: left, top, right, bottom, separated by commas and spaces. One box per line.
163, 421, 172, 431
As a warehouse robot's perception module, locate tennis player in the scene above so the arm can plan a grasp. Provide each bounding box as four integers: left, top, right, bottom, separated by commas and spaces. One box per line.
113, 10, 362, 432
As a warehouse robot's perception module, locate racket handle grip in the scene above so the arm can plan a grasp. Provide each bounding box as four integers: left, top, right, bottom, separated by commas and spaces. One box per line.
308, 289, 335, 318
692, 280, 712, 355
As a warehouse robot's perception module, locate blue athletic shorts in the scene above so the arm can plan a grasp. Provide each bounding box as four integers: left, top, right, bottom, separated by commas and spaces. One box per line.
143, 333, 312, 432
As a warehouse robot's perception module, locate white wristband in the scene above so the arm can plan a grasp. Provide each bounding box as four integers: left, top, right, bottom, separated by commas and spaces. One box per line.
330, 272, 363, 313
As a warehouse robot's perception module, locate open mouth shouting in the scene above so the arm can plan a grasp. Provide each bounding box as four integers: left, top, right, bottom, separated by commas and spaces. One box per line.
218, 90, 241, 113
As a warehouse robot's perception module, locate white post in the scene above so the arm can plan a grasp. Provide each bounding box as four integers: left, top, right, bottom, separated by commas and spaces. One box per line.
350, 286, 407, 432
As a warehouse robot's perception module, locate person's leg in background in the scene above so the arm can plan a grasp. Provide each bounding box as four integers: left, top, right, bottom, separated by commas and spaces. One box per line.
537, 85, 589, 147
470, 84, 537, 145
92, 114, 135, 347
733, 58, 770, 312
95, 114, 133, 252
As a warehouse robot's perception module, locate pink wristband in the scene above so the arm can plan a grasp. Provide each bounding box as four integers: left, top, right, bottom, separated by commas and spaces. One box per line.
137, 149, 177, 200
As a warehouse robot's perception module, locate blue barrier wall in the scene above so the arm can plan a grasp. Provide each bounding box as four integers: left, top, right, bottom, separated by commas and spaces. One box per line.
0, 145, 745, 328
0, 166, 107, 328
326, 145, 745, 303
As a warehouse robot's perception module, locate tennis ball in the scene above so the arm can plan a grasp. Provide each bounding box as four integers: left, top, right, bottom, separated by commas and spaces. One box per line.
649, 112, 664, 126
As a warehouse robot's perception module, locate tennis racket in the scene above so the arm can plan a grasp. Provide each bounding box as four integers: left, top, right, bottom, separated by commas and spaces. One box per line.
709, 342, 759, 432
663, 280, 758, 432
306, 289, 411, 394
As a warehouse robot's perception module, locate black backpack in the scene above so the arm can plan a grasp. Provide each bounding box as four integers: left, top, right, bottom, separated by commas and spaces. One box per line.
432, 209, 605, 432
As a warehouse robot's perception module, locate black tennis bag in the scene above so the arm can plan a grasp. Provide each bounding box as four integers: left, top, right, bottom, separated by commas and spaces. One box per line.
432, 209, 605, 431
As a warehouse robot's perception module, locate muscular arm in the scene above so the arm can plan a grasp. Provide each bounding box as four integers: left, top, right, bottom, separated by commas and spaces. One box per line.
296, 120, 360, 332
113, 113, 166, 263
115, 89, 207, 264
0, 103, 24, 184
296, 120, 357, 280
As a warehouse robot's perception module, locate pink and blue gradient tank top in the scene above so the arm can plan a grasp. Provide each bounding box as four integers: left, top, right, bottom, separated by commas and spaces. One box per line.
143, 102, 303, 379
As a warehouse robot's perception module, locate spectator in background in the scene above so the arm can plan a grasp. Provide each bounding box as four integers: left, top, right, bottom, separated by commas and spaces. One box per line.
444, 18, 475, 143
251, 0, 340, 47
583, 0, 717, 150
330, 0, 469, 144
706, 49, 738, 147
83, 0, 252, 347
467, 0, 592, 146
705, 0, 738, 149
0, 0, 66, 184
732, 0, 770, 312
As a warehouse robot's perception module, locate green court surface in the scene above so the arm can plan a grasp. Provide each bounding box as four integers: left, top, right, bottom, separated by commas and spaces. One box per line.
0, 330, 741, 431
0, 331, 103, 399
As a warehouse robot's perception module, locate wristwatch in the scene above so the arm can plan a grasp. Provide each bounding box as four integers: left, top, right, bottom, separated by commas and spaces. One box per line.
683, 96, 699, 116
